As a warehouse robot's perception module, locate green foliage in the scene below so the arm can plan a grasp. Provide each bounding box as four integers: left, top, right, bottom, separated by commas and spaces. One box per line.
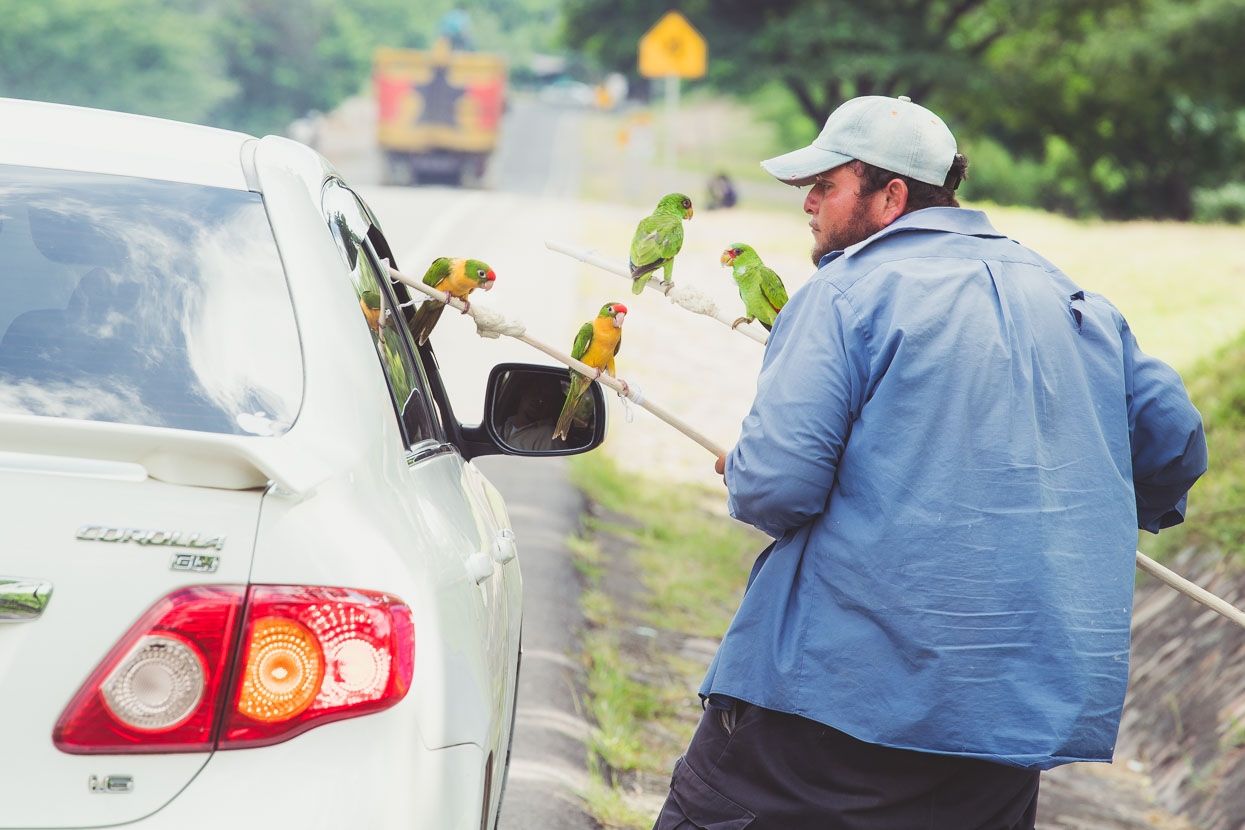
206, 0, 372, 135
744, 80, 817, 155
570, 452, 763, 639
960, 135, 1098, 217
565, 451, 767, 826
1140, 330, 1245, 563
0, 0, 233, 122
562, 0, 1245, 222
0, 0, 565, 136
1192, 183, 1245, 225
984, 0, 1245, 220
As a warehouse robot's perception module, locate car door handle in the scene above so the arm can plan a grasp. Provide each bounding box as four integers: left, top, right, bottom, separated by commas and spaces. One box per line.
466, 552, 495, 584
493, 529, 517, 564
0, 577, 53, 622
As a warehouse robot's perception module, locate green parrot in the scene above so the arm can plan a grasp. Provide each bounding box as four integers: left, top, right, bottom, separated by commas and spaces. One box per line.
720, 243, 788, 331
552, 302, 627, 440
629, 193, 693, 295
408, 257, 496, 345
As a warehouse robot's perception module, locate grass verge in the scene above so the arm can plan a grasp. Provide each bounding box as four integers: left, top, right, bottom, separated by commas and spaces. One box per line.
566, 451, 767, 827
1139, 329, 1245, 563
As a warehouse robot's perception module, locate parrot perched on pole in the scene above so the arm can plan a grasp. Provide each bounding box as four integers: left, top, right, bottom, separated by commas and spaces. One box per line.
408, 257, 496, 345
629, 193, 693, 295
720, 243, 788, 331
360, 290, 387, 332
552, 302, 627, 440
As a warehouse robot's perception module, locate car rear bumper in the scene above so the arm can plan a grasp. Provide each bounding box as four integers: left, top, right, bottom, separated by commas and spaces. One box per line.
116, 711, 486, 829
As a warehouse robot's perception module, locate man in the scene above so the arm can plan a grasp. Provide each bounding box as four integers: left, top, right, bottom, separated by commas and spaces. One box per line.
652, 96, 1207, 829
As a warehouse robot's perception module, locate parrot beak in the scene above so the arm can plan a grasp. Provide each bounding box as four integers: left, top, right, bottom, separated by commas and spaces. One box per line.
720, 250, 734, 266
483, 270, 496, 290
684, 207, 694, 220
614, 312, 625, 327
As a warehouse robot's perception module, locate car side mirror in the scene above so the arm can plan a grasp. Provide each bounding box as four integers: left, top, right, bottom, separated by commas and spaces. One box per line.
482, 363, 607, 456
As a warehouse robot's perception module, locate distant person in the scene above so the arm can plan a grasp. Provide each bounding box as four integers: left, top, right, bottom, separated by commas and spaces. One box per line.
650, 95, 1207, 830
436, 8, 475, 51
705, 172, 737, 210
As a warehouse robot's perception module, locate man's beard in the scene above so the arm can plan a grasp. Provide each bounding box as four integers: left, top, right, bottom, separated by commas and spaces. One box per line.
810, 210, 886, 265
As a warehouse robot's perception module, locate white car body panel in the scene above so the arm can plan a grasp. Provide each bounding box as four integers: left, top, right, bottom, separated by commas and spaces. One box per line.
1, 97, 250, 190
0, 466, 260, 827
127, 712, 487, 830
0, 99, 526, 829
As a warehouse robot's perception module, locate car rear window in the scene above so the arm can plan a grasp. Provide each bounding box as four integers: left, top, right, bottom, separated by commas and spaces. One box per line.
0, 165, 302, 436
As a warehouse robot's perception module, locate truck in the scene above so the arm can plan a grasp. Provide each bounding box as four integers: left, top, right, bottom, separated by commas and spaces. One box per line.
374, 42, 507, 186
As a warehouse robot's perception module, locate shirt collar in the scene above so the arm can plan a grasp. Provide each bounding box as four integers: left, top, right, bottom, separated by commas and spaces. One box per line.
817, 207, 1004, 268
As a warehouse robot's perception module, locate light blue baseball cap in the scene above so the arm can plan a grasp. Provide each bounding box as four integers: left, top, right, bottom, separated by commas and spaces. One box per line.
761, 95, 958, 187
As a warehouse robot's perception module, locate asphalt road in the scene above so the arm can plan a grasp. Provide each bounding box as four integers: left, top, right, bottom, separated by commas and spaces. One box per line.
475, 455, 597, 830
352, 96, 603, 830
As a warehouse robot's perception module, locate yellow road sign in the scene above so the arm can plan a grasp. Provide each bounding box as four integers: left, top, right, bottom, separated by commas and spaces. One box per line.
638, 11, 706, 79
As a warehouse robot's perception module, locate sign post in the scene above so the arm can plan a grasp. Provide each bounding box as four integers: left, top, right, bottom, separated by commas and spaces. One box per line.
638, 11, 707, 182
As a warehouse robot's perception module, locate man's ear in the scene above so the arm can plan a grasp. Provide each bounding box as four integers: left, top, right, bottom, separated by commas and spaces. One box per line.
877, 178, 909, 225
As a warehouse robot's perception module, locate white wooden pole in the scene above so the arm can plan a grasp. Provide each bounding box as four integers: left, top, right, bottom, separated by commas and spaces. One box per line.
1135, 550, 1245, 628
384, 263, 727, 458
543, 240, 769, 345
384, 262, 1245, 631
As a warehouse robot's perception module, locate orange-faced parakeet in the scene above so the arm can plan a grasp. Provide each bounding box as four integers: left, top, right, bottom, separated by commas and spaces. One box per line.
552, 302, 627, 440
360, 290, 387, 332
629, 193, 692, 295
720, 243, 788, 331
408, 257, 496, 345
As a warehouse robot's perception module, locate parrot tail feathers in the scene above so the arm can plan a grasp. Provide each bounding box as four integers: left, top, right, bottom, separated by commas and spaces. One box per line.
552, 394, 578, 440
629, 257, 663, 281
553, 377, 589, 440
409, 300, 445, 346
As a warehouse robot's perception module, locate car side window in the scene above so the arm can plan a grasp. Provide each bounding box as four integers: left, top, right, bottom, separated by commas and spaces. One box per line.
321, 179, 441, 448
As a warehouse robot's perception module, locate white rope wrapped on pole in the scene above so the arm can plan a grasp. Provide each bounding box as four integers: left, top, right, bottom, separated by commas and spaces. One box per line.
384, 260, 1245, 630
544, 239, 769, 346
383, 261, 727, 458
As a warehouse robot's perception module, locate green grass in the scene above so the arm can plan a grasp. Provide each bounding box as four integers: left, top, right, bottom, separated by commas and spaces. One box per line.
1139, 330, 1245, 563
569, 453, 763, 639
583, 769, 658, 829
567, 453, 766, 827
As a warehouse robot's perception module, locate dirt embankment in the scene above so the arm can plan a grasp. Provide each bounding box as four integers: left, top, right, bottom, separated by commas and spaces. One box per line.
1116, 550, 1245, 829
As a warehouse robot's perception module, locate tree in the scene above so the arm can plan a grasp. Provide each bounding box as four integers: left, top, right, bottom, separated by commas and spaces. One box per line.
205, 0, 372, 136
0, 0, 232, 123
561, 0, 1054, 122
984, 0, 1245, 219
562, 0, 1245, 220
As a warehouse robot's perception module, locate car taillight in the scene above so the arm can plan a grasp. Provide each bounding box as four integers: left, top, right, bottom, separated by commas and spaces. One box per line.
53, 586, 244, 753
54, 585, 415, 754
218, 585, 415, 748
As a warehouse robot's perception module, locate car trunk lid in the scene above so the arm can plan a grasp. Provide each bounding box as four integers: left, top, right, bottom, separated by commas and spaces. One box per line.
0, 456, 263, 828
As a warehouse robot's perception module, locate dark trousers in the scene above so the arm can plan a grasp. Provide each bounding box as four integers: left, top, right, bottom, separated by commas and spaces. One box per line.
652, 701, 1039, 830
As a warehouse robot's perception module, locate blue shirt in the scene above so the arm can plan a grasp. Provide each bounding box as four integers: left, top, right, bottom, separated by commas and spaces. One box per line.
704, 207, 1207, 770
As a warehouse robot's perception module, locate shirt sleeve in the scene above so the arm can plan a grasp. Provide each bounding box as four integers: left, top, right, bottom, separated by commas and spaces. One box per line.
1123, 322, 1208, 533
725, 278, 867, 538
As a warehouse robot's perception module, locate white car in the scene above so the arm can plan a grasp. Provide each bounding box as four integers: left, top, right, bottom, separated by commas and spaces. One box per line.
0, 97, 605, 829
